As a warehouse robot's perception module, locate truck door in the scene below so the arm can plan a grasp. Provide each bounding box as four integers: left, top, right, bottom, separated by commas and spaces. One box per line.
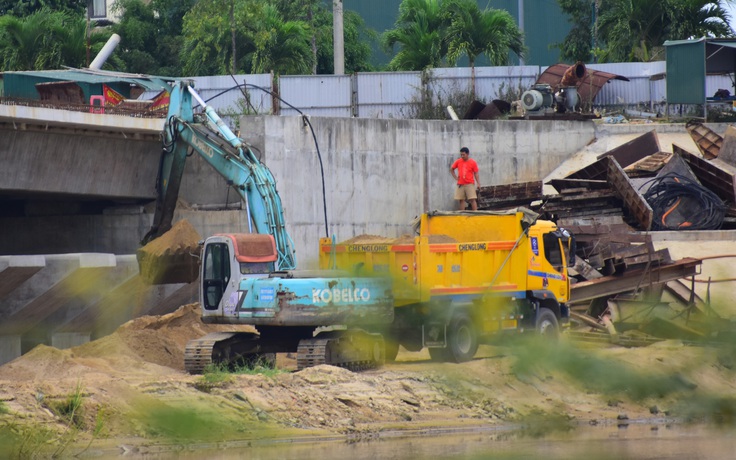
202, 242, 231, 310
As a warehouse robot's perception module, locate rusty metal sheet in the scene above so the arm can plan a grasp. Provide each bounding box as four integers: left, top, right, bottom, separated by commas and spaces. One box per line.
570, 257, 701, 303
536, 63, 630, 105
596, 130, 661, 166
675, 144, 736, 204
547, 178, 609, 193
656, 152, 701, 185
625, 152, 671, 174
686, 120, 722, 160
566, 132, 659, 180
607, 157, 653, 230
565, 156, 609, 180
35, 81, 86, 104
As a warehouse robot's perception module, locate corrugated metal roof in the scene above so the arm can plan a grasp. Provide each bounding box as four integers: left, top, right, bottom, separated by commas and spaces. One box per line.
537, 63, 630, 105
587, 62, 666, 105
1, 68, 175, 91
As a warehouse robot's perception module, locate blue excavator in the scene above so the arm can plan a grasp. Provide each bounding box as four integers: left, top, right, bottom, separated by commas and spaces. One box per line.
138, 80, 392, 373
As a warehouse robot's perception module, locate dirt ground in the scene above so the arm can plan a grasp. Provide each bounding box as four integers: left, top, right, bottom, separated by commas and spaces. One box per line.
2, 302, 736, 457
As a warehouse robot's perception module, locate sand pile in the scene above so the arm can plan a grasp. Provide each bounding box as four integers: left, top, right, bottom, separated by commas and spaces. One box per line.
137, 219, 202, 285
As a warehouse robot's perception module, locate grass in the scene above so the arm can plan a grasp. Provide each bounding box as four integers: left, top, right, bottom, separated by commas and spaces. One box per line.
194, 355, 286, 393
0, 382, 109, 459
47, 381, 85, 429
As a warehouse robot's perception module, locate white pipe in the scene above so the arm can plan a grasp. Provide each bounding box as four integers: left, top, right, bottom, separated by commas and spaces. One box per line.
89, 34, 121, 70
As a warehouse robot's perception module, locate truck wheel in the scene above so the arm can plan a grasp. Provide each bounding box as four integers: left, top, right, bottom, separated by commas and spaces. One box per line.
536, 307, 559, 338
446, 313, 478, 363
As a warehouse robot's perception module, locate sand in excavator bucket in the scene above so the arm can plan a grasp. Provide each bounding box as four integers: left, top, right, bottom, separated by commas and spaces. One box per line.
137, 219, 202, 285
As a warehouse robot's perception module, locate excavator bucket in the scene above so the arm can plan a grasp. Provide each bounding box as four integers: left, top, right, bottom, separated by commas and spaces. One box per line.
137, 219, 202, 285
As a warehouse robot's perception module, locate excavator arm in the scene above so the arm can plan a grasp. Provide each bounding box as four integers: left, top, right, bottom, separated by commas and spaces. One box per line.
139, 80, 296, 283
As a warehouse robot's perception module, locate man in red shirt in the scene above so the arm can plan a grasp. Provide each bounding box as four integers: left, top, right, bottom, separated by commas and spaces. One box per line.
450, 147, 481, 210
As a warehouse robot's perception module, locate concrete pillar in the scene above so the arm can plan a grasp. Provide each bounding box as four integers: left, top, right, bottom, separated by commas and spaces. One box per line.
0, 335, 21, 365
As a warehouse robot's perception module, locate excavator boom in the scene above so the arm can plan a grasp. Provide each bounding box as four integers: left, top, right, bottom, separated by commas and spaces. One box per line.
138, 81, 296, 284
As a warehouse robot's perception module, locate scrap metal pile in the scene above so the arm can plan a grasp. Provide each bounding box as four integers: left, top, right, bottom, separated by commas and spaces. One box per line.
477, 124, 736, 346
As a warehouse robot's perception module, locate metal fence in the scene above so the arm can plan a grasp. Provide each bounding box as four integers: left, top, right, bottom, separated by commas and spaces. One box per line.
146, 63, 736, 121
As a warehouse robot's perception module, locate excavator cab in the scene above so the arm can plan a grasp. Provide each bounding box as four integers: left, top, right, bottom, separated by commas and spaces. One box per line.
202, 241, 230, 310
201, 233, 277, 311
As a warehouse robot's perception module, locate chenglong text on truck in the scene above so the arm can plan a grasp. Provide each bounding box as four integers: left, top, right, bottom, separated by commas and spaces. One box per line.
319, 209, 576, 362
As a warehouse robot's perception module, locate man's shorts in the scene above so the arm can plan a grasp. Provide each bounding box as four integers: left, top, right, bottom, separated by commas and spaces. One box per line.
454, 184, 478, 201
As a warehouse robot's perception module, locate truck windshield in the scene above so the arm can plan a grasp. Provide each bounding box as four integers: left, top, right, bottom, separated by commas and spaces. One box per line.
543, 229, 575, 271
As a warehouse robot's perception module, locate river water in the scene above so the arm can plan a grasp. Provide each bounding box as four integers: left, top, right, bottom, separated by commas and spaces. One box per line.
116, 422, 736, 459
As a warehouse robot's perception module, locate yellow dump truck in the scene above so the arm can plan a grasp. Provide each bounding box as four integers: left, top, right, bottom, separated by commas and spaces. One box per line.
319, 209, 575, 363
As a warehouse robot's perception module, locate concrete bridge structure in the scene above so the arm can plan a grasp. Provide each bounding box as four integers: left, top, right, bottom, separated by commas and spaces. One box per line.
1, 100, 727, 365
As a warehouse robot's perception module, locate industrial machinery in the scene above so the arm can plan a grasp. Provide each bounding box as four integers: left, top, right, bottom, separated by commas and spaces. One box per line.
140, 80, 393, 373
521, 84, 555, 115
319, 209, 575, 362
521, 62, 586, 115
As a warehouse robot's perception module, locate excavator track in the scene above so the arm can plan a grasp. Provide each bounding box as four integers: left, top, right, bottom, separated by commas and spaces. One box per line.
184, 332, 238, 374
184, 331, 274, 374
296, 330, 385, 372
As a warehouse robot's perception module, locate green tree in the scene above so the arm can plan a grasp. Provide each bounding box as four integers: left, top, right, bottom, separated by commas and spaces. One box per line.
0, 11, 51, 70
181, 0, 240, 75
666, 0, 732, 40
443, 0, 524, 97
112, 0, 194, 75
555, 0, 594, 63
381, 0, 448, 70
46, 12, 113, 68
315, 9, 376, 74
0, 0, 85, 16
0, 8, 108, 70
558, 0, 735, 64
250, 3, 314, 74
181, 0, 315, 76
598, 0, 673, 62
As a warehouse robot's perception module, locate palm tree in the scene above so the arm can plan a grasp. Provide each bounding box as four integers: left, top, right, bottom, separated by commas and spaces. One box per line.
381, 0, 447, 70
48, 14, 113, 69
444, 0, 525, 97
0, 10, 51, 70
667, 0, 733, 40
596, 0, 667, 62
181, 0, 247, 76
596, 0, 733, 62
249, 4, 314, 74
